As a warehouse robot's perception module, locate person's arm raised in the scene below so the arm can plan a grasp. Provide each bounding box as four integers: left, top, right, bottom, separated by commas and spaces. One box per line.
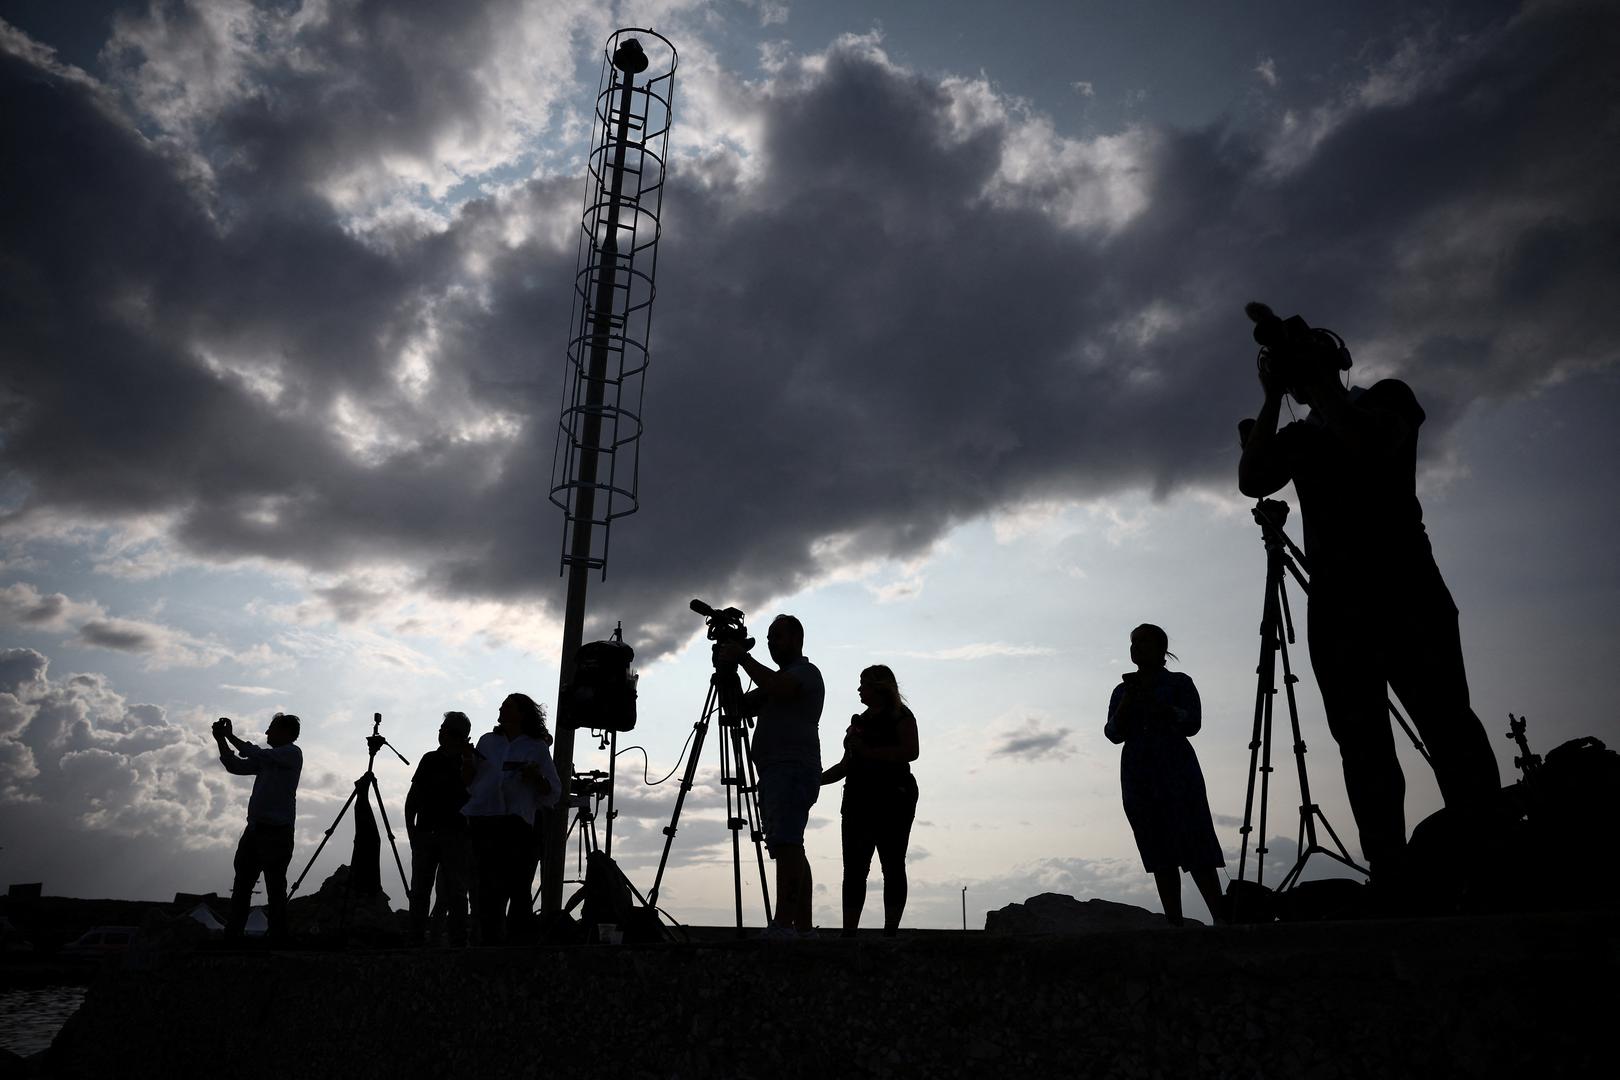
1238, 388, 1291, 498
736, 651, 802, 701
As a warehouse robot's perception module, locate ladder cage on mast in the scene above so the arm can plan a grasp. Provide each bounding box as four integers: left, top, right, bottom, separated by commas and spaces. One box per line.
548, 28, 677, 578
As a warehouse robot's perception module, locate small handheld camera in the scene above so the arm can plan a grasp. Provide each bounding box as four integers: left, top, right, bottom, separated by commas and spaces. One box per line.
212, 717, 231, 738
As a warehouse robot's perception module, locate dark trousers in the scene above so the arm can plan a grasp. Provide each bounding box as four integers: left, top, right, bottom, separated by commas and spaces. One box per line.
1308, 575, 1502, 872
468, 815, 539, 945
409, 826, 469, 944
226, 822, 294, 940
842, 786, 917, 929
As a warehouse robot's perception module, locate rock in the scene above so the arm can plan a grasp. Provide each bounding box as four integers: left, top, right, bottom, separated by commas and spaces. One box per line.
287, 864, 406, 943
984, 892, 1189, 934
121, 908, 211, 970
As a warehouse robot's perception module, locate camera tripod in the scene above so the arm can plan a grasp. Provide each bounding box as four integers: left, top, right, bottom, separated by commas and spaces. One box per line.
646, 657, 773, 937
289, 713, 412, 907
555, 766, 674, 941
1236, 501, 1432, 894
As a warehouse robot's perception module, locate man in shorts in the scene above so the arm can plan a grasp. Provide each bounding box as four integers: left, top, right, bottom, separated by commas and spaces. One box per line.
719, 614, 824, 936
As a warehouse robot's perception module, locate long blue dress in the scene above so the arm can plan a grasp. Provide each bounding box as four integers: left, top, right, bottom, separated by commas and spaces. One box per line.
1105, 669, 1225, 874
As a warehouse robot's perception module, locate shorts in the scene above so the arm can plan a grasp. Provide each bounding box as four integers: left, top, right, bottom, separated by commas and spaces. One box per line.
755, 761, 820, 855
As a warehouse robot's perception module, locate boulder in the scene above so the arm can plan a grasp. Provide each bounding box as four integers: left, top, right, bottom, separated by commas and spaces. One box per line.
287, 864, 407, 943
985, 892, 1188, 934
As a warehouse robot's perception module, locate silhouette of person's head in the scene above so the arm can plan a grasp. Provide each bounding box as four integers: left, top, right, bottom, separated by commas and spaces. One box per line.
267, 712, 300, 746
498, 692, 552, 745
1129, 624, 1178, 672
439, 710, 471, 750
767, 614, 805, 667
858, 664, 903, 711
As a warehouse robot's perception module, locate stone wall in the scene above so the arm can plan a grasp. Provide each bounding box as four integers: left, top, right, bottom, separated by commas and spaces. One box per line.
45, 912, 1610, 1078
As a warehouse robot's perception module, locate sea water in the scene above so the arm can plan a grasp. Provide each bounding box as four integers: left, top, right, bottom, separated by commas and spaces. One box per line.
0, 985, 88, 1057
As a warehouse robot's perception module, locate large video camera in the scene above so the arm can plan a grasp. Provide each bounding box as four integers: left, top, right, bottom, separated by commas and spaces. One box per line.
689, 599, 753, 668
1245, 301, 1352, 393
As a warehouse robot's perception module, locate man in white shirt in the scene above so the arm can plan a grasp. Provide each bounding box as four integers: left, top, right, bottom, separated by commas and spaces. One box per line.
214, 712, 303, 943
463, 693, 560, 944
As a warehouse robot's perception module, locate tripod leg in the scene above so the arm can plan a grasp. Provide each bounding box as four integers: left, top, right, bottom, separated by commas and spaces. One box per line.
722, 720, 745, 934
737, 723, 773, 924
1313, 806, 1367, 875
1238, 608, 1276, 884
606, 730, 617, 857
1256, 588, 1283, 887
288, 784, 360, 899
1278, 627, 1318, 852
1276, 579, 1367, 889
1387, 698, 1432, 765
370, 774, 412, 904
647, 683, 719, 908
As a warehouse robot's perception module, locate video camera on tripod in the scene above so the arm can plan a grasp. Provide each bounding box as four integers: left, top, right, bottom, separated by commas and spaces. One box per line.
570, 769, 613, 799
645, 599, 774, 934
690, 599, 754, 664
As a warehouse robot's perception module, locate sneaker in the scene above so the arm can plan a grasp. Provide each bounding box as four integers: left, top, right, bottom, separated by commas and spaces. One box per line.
758, 923, 798, 942
795, 927, 819, 941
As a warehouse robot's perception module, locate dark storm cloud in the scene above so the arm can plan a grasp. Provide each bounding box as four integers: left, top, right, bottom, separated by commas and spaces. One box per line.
2, 2, 1617, 658
100, 0, 601, 207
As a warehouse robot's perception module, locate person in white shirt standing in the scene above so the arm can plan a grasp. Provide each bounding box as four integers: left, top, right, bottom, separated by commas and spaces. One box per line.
214, 712, 303, 943
463, 693, 561, 944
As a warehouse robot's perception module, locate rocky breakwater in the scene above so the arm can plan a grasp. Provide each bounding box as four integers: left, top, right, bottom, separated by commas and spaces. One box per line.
44, 907, 1612, 1078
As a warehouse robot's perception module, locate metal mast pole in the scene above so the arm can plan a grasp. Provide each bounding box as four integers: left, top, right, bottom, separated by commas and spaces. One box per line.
542, 31, 676, 920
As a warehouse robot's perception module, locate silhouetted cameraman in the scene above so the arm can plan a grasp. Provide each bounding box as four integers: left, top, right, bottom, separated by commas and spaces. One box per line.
716, 614, 824, 938
214, 713, 303, 942
1238, 305, 1500, 885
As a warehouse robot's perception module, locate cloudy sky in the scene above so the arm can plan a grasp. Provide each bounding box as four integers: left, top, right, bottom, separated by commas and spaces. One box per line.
2, 0, 1616, 929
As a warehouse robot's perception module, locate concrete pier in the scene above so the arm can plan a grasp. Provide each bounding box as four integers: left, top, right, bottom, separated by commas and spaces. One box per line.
45, 912, 1610, 1078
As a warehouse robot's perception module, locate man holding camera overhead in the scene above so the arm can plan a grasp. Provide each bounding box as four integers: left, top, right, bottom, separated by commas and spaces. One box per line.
214, 713, 303, 943
717, 614, 824, 938
1237, 304, 1500, 886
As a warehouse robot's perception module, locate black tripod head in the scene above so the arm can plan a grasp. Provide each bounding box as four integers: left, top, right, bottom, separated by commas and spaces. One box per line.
1252, 497, 1290, 540
365, 711, 411, 768
1506, 713, 1542, 778
1251, 498, 1309, 575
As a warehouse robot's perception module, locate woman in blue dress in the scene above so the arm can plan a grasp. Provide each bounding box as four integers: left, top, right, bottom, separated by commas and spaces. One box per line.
1105, 623, 1226, 925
